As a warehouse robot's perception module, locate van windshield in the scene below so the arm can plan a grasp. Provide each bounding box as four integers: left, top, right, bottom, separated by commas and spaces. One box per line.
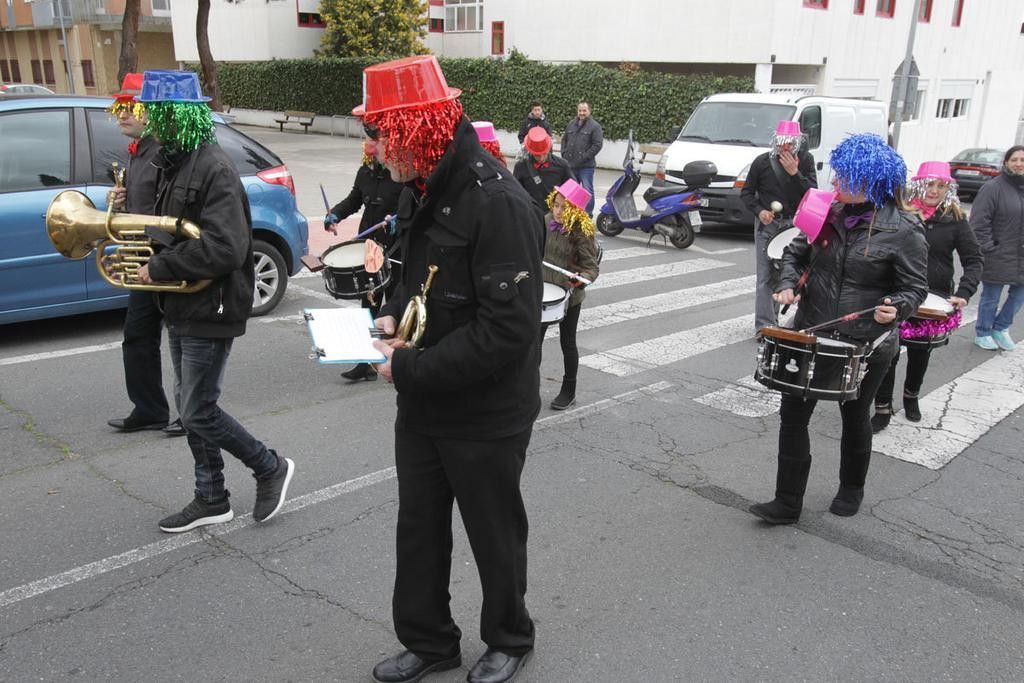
678, 102, 797, 147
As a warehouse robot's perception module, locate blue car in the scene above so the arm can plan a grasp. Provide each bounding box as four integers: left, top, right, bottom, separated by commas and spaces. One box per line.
0, 95, 309, 325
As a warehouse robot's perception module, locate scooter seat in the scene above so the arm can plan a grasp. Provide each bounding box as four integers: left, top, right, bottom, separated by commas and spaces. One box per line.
643, 184, 692, 202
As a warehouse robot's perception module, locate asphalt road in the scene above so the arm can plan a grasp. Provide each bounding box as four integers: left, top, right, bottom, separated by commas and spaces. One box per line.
1, 127, 1022, 682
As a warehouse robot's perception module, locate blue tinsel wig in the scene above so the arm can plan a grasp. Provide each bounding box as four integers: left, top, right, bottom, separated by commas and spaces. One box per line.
829, 133, 907, 207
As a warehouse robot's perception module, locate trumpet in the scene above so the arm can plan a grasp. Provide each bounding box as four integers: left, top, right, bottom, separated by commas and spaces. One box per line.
46, 189, 210, 293
396, 265, 438, 348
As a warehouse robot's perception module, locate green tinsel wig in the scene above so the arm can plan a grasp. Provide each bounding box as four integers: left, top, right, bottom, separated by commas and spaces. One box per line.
144, 102, 216, 154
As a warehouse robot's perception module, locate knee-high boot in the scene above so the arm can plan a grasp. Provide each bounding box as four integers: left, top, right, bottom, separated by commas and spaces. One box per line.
830, 451, 870, 517
749, 456, 811, 524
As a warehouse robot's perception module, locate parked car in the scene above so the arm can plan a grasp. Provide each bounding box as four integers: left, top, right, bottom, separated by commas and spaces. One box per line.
0, 94, 309, 325
0, 83, 55, 95
949, 147, 1003, 201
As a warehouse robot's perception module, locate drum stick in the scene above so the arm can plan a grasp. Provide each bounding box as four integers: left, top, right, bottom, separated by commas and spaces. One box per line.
779, 270, 810, 316
355, 215, 395, 240
542, 261, 592, 286
800, 306, 880, 335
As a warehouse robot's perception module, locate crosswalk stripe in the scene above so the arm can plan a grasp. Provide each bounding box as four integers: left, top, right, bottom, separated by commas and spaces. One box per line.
598, 246, 674, 261
588, 258, 732, 291
579, 314, 753, 377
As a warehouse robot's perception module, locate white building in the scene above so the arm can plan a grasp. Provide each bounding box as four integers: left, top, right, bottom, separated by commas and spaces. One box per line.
170, 0, 1024, 167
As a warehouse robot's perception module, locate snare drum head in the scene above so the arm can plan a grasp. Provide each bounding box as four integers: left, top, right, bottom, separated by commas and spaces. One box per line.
817, 337, 857, 349
322, 241, 366, 269
766, 227, 802, 260
542, 282, 569, 304
921, 292, 954, 314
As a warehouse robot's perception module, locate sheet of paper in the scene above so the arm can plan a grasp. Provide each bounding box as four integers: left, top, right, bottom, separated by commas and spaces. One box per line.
304, 308, 387, 364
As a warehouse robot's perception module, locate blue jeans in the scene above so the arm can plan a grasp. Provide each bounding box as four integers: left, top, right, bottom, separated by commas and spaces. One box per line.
975, 283, 1024, 336
573, 166, 596, 215
168, 333, 277, 503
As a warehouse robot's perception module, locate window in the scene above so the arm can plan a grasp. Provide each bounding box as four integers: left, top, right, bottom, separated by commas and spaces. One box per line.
0, 61, 8, 82
43, 59, 55, 85
798, 106, 822, 149
151, 0, 169, 11
909, 88, 926, 121
491, 21, 503, 55
297, 11, 324, 27
803, 0, 828, 8
81, 59, 95, 87
952, 0, 964, 26
0, 110, 72, 192
953, 98, 969, 117
876, 0, 895, 18
444, 0, 483, 33
935, 98, 950, 118
429, 17, 443, 32
30, 59, 42, 84
10, 60, 20, 82
86, 109, 130, 184
917, 0, 932, 22
853, 0, 865, 14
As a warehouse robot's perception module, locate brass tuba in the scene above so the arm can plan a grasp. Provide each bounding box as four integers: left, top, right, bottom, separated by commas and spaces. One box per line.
396, 265, 438, 348
46, 189, 210, 293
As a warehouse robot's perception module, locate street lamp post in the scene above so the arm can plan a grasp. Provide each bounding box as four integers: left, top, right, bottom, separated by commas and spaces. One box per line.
54, 0, 75, 93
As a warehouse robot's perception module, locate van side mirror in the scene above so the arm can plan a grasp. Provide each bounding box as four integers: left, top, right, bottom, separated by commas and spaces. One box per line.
667, 126, 682, 142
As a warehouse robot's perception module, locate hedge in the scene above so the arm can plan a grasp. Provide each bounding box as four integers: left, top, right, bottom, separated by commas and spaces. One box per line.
195, 52, 754, 143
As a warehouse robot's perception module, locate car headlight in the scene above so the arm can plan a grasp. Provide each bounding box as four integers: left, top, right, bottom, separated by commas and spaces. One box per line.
733, 163, 751, 189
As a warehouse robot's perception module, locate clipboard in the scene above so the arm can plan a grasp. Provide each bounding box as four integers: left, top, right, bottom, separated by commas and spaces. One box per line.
303, 308, 387, 364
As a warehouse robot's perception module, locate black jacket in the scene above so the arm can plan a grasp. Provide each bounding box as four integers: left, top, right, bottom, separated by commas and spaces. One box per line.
147, 143, 255, 338
126, 136, 160, 214
517, 114, 552, 143
379, 118, 545, 439
779, 202, 929, 345
969, 171, 1024, 285
919, 210, 983, 300
740, 150, 817, 218
512, 154, 574, 210
561, 116, 603, 169
330, 162, 404, 246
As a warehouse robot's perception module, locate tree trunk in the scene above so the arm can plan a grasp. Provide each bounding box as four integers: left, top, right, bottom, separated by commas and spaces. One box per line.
117, 0, 141, 86
195, 0, 222, 111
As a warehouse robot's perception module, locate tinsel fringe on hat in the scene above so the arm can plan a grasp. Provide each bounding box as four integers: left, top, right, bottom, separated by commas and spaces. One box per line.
829, 133, 907, 207
144, 102, 215, 154
546, 189, 595, 237
905, 177, 960, 213
365, 99, 464, 180
109, 100, 145, 120
770, 133, 804, 156
481, 140, 506, 168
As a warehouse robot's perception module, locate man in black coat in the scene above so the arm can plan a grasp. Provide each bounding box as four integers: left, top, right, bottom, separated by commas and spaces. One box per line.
560, 101, 603, 215
105, 73, 185, 437
324, 139, 404, 381
740, 121, 817, 333
516, 100, 552, 144
134, 70, 294, 534
359, 56, 544, 683
512, 126, 574, 210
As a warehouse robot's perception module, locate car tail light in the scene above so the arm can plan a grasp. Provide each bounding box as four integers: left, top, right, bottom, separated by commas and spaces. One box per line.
655, 155, 667, 182
980, 167, 999, 177
256, 165, 296, 196
733, 163, 751, 189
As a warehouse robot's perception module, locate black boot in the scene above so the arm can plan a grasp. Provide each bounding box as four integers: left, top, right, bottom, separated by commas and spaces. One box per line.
829, 485, 864, 517
341, 363, 377, 382
903, 391, 921, 422
871, 402, 892, 433
749, 456, 811, 525
550, 377, 576, 410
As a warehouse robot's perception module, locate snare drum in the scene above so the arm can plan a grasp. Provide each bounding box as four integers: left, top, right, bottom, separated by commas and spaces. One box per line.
914, 292, 955, 320
321, 239, 392, 300
901, 292, 958, 349
755, 326, 870, 402
540, 283, 570, 324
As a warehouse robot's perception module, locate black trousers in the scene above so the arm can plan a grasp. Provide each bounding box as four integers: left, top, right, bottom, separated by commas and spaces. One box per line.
778, 343, 895, 489
874, 345, 932, 405
122, 290, 169, 422
540, 302, 582, 379
393, 425, 535, 660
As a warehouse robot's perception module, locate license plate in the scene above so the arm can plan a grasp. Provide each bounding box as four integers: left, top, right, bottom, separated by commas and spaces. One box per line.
699, 198, 710, 207
689, 210, 703, 227
957, 169, 980, 177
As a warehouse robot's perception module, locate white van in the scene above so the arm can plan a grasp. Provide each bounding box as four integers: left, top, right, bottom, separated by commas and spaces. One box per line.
655, 93, 888, 225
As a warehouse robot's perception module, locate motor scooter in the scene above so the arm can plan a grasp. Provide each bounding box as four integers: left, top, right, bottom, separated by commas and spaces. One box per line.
596, 131, 716, 249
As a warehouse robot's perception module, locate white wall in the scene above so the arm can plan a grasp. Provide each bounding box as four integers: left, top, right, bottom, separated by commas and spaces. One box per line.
170, 0, 323, 61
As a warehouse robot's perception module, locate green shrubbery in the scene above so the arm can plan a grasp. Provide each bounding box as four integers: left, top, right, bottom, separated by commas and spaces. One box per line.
197, 51, 753, 142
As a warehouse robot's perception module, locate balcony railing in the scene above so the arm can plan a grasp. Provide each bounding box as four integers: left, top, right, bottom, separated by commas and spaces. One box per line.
32, 0, 170, 27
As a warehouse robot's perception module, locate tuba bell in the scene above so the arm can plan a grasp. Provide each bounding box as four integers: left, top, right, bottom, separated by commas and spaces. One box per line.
396, 265, 437, 348
46, 189, 210, 293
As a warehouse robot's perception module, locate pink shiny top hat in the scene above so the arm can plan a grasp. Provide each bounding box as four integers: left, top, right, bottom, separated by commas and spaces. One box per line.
472, 121, 498, 143
793, 188, 837, 243
554, 178, 592, 211
912, 161, 953, 183
775, 120, 801, 137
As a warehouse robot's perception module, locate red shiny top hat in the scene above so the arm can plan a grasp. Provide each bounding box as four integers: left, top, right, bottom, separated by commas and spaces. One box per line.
113, 72, 144, 101
352, 55, 462, 117
524, 126, 552, 156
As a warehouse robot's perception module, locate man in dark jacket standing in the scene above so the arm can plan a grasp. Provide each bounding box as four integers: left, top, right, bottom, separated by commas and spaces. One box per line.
134, 70, 294, 534
513, 126, 574, 210
324, 138, 404, 381
741, 120, 817, 332
560, 101, 603, 215
105, 73, 185, 437
358, 56, 544, 683
517, 101, 552, 144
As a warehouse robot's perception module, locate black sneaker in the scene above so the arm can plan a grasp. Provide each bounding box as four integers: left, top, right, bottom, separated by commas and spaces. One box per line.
253, 455, 295, 523
159, 496, 233, 533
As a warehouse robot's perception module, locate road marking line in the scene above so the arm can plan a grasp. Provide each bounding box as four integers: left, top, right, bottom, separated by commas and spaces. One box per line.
0, 342, 121, 367
535, 381, 673, 428
580, 314, 753, 377
614, 231, 746, 255
598, 246, 673, 261
688, 245, 747, 255
589, 257, 732, 291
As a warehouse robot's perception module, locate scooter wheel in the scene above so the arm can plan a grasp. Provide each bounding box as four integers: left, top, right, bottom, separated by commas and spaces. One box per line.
596, 213, 624, 237
669, 220, 695, 249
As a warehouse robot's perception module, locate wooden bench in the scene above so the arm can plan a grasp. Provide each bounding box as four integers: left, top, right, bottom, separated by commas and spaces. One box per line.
274, 110, 315, 134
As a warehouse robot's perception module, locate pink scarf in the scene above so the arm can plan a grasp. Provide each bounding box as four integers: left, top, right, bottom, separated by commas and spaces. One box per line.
911, 197, 938, 221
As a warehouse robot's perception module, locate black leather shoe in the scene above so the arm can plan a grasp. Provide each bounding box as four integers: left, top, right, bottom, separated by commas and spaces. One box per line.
163, 418, 187, 437
372, 650, 461, 683
341, 363, 377, 382
467, 649, 531, 683
107, 416, 169, 433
